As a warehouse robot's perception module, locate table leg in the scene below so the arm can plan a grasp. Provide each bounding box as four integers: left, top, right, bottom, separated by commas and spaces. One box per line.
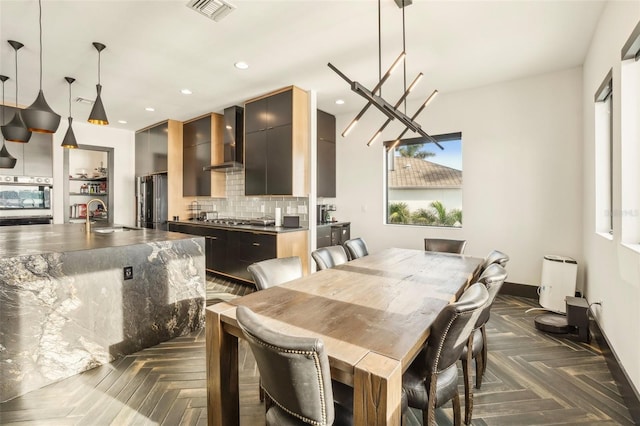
353, 352, 403, 425
206, 304, 239, 426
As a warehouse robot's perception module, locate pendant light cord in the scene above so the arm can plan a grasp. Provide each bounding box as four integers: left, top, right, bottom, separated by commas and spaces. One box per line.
68, 83, 72, 117
402, 0, 407, 114
14, 49, 19, 106
38, 0, 43, 90
98, 51, 101, 85
1, 80, 5, 123
378, 0, 381, 96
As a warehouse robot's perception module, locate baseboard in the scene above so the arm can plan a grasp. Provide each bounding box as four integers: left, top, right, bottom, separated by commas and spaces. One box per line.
591, 317, 640, 424
500, 281, 538, 299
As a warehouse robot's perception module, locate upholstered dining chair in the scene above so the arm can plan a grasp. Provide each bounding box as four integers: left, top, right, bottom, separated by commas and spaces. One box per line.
236, 306, 353, 426
247, 256, 303, 291
459, 263, 508, 424
402, 283, 489, 426
343, 237, 369, 260
480, 249, 510, 272
424, 238, 467, 254
247, 256, 304, 402
312, 245, 349, 270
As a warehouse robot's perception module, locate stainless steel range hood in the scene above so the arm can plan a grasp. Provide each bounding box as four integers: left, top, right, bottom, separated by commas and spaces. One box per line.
204, 106, 243, 172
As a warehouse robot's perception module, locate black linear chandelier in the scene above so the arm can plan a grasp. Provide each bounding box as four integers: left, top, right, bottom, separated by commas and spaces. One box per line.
328, 0, 443, 152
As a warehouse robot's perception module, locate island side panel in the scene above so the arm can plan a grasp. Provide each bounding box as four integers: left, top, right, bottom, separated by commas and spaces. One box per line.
0, 236, 205, 402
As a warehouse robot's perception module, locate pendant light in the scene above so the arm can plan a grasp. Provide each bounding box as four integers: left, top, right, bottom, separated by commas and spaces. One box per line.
1, 40, 32, 143
0, 76, 18, 169
328, 0, 441, 150
61, 77, 78, 149
21, 0, 61, 134
88, 42, 109, 125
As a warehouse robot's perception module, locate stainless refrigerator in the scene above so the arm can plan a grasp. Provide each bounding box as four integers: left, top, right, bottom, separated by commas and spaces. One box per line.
136, 173, 168, 230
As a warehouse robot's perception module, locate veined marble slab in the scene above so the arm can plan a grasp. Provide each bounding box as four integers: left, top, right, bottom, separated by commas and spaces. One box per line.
0, 229, 205, 402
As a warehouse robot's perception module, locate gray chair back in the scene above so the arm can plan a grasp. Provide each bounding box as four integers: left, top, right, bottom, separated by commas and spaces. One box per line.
236, 306, 335, 425
312, 246, 349, 270
247, 256, 303, 291
475, 264, 508, 327
344, 237, 369, 260
481, 249, 509, 271
421, 283, 488, 374
424, 238, 467, 254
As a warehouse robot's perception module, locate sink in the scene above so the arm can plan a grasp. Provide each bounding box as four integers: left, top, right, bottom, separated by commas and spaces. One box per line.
93, 226, 141, 234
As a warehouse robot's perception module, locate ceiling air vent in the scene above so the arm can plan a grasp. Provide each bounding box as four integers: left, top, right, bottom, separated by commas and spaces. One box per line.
186, 0, 236, 22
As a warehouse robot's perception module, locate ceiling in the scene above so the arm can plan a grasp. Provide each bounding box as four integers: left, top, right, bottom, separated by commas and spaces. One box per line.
0, 0, 606, 133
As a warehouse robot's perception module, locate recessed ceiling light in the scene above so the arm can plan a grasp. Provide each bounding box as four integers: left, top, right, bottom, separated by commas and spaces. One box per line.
181, 89, 192, 95
145, 107, 155, 112
335, 99, 345, 105
234, 61, 249, 70
118, 120, 127, 124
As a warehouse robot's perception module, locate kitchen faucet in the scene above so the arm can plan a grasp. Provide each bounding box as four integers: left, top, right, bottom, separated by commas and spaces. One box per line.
86, 198, 108, 234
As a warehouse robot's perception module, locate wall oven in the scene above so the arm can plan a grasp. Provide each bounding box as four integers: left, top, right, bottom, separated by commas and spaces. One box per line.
0, 175, 53, 226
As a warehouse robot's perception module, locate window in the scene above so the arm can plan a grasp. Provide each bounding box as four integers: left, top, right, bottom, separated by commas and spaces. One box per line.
384, 133, 462, 227
620, 21, 640, 247
594, 71, 613, 237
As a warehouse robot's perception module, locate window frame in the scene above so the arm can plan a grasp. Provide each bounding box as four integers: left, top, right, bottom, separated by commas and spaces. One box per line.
620, 20, 640, 249
594, 70, 613, 237
383, 132, 463, 228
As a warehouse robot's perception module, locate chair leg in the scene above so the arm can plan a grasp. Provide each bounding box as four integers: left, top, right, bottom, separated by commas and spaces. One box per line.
462, 358, 471, 424
464, 335, 474, 425
452, 392, 462, 426
475, 352, 484, 390
481, 326, 488, 377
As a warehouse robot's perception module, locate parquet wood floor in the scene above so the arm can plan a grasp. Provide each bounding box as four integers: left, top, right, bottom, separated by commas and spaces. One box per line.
0, 277, 635, 425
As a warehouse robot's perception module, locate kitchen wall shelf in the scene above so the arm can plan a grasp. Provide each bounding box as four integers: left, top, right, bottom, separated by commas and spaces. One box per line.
63, 146, 114, 224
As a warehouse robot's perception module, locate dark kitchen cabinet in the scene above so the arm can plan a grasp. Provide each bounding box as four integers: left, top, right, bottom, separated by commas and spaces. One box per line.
205, 228, 227, 272
244, 90, 292, 133
317, 225, 332, 248
331, 223, 350, 246
168, 222, 228, 273
183, 115, 211, 196
228, 231, 277, 282
135, 121, 168, 176
245, 125, 293, 195
244, 86, 309, 196
317, 110, 336, 198
167, 222, 309, 284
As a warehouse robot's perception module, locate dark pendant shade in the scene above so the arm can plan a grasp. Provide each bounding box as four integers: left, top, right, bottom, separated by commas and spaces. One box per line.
22, 90, 61, 134
61, 117, 78, 149
0, 143, 17, 169
88, 84, 108, 125
1, 110, 32, 143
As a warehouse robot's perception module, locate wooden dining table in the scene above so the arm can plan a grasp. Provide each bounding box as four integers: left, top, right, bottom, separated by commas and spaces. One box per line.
205, 247, 483, 425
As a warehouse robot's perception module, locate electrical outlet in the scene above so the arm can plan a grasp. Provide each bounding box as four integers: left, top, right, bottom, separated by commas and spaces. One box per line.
124, 266, 133, 280
260, 204, 265, 213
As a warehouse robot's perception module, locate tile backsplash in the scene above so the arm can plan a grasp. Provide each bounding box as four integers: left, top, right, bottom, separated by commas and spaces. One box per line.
189, 170, 309, 226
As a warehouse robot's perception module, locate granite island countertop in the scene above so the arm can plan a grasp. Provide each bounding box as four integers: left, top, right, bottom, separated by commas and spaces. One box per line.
0, 223, 206, 401
0, 223, 200, 258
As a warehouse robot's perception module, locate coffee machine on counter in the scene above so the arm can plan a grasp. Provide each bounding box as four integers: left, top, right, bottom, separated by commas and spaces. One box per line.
317, 204, 336, 224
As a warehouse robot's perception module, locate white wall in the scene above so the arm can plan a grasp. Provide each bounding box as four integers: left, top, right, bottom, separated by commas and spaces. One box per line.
336, 67, 584, 289
581, 1, 640, 397
52, 121, 135, 226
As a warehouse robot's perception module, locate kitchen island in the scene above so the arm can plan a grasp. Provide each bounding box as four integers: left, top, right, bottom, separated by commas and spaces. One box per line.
0, 224, 205, 402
